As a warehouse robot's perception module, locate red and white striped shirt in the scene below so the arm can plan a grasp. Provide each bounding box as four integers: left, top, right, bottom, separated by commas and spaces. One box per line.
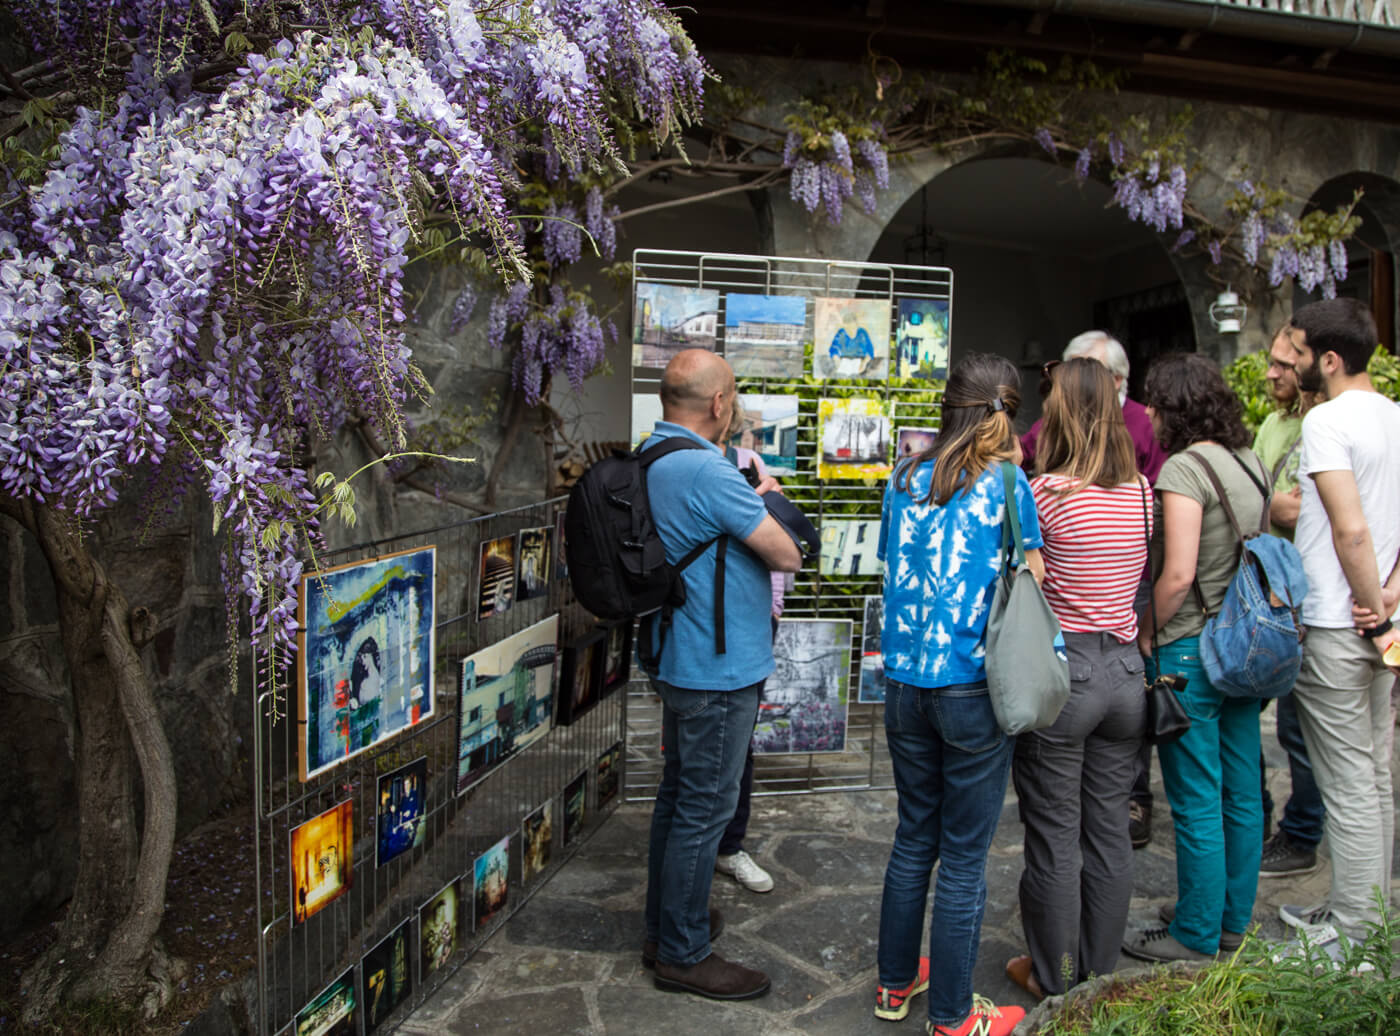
1030, 474, 1152, 644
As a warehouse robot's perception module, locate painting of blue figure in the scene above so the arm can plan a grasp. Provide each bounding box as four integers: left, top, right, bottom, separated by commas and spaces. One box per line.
895, 298, 950, 380
753, 618, 852, 755
813, 297, 890, 380
723, 293, 807, 378
375, 756, 428, 868
858, 596, 886, 704
298, 546, 436, 781
633, 283, 719, 369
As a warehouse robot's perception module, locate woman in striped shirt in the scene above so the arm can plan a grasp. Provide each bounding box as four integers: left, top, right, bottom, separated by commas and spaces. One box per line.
1005, 358, 1151, 1001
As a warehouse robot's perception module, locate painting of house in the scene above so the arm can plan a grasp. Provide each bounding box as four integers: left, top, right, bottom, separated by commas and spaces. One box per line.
894, 298, 950, 380
819, 519, 884, 578
633, 283, 719, 368
729, 394, 800, 476
723, 292, 806, 378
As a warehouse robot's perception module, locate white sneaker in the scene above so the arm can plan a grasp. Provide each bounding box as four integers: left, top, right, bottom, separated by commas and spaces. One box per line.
715, 850, 774, 893
1271, 923, 1376, 974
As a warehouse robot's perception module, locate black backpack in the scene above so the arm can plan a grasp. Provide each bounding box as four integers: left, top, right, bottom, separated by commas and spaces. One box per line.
564, 438, 728, 671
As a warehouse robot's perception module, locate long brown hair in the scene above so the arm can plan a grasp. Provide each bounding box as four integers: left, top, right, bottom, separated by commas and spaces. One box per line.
1034, 357, 1138, 494
895, 353, 1021, 505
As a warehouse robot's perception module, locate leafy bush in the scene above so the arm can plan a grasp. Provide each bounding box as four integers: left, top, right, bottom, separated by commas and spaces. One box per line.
1224, 345, 1400, 434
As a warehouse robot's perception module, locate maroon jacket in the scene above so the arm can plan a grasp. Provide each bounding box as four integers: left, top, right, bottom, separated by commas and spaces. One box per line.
1020, 397, 1167, 485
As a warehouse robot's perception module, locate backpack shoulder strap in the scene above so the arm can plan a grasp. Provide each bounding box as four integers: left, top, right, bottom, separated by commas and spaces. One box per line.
638, 436, 710, 466
1224, 448, 1272, 536
1184, 449, 1247, 545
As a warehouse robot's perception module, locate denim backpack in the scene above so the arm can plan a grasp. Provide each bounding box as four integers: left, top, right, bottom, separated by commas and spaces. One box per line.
1185, 449, 1308, 700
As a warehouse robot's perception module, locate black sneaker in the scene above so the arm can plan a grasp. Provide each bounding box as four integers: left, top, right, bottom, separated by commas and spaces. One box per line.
1129, 800, 1152, 850
1259, 831, 1318, 877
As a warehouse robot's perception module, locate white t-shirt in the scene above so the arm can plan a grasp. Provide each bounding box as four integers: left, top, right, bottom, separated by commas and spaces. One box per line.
1295, 390, 1400, 628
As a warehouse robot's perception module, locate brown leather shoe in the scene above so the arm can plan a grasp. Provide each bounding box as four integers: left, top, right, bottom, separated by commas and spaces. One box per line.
641, 908, 724, 970
1005, 954, 1046, 1001
653, 952, 771, 1001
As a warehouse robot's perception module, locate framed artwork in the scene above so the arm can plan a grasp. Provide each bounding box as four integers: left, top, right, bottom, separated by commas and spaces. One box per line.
521, 801, 553, 884
599, 620, 633, 697
562, 769, 587, 847
819, 519, 883, 578
516, 526, 552, 601
296, 966, 356, 1036
895, 426, 938, 461
723, 292, 806, 379
753, 618, 852, 755
456, 615, 559, 795
553, 509, 568, 583
375, 757, 427, 868
419, 879, 460, 980
812, 297, 890, 380
818, 397, 891, 480
633, 283, 719, 368
894, 298, 950, 380
362, 919, 413, 1034
297, 545, 435, 781
473, 835, 510, 929
729, 394, 800, 476
631, 392, 663, 447
858, 596, 886, 704
476, 535, 516, 621
557, 629, 606, 726
596, 741, 622, 809
290, 799, 354, 925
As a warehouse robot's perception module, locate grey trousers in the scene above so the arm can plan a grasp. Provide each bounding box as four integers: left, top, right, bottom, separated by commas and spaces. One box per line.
1014, 632, 1147, 995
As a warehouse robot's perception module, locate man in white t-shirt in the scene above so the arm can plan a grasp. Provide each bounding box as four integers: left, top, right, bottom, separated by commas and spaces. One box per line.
1279, 298, 1400, 946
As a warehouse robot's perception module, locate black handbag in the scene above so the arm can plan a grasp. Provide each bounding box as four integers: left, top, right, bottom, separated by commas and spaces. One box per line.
1140, 484, 1192, 746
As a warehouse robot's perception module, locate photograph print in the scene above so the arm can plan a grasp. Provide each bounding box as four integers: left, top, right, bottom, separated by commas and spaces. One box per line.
554, 508, 568, 583
456, 614, 559, 795
596, 740, 622, 809
894, 297, 950, 380
290, 799, 354, 925
895, 426, 938, 461
298, 545, 435, 781
516, 526, 552, 601
722, 292, 806, 379
753, 618, 853, 755
557, 628, 605, 726
599, 620, 633, 698
858, 595, 886, 704
563, 769, 588, 847
375, 756, 427, 868
295, 966, 356, 1036
473, 834, 510, 929
522, 801, 553, 884
812, 297, 890, 380
633, 283, 719, 369
729, 394, 800, 477
819, 519, 883, 578
362, 919, 413, 1034
419, 879, 460, 980
476, 535, 516, 621
817, 396, 892, 480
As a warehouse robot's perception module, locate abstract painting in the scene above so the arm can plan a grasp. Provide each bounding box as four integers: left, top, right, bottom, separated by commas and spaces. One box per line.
818, 397, 891, 480
419, 879, 460, 979
894, 298, 950, 380
557, 629, 605, 726
298, 546, 435, 781
633, 283, 719, 369
362, 920, 413, 1035
819, 519, 884, 578
600, 620, 633, 697
895, 426, 938, 461
476, 535, 516, 621
456, 615, 559, 795
473, 835, 510, 929
563, 769, 587, 847
723, 292, 806, 378
630, 392, 663, 447
729, 394, 800, 476
522, 801, 553, 884
858, 596, 886, 704
753, 618, 852, 755
296, 966, 356, 1036
375, 756, 427, 868
516, 526, 552, 601
812, 297, 890, 381
290, 799, 354, 925
596, 741, 622, 809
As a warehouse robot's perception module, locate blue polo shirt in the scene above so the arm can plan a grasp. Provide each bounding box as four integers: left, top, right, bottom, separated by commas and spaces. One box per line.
641, 421, 774, 691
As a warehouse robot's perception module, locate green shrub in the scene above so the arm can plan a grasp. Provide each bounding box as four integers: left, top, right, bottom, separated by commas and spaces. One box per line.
1224, 345, 1400, 435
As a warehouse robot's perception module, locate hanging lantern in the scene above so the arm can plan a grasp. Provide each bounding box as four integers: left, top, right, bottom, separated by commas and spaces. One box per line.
1209, 289, 1247, 334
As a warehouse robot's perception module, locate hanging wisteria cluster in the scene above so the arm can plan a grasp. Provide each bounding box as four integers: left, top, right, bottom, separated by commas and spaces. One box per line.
0, 0, 706, 661
783, 129, 890, 224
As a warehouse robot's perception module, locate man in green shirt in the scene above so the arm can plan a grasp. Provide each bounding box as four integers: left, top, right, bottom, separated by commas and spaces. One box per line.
1253, 328, 1324, 878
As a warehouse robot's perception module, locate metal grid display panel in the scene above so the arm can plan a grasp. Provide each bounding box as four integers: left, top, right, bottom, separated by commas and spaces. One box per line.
624, 250, 951, 802
252, 498, 627, 1035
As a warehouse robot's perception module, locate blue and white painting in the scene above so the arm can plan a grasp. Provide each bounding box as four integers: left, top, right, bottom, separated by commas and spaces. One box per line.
299, 546, 436, 781
895, 298, 950, 380
724, 293, 807, 379
858, 596, 886, 704
730, 393, 800, 476
753, 618, 851, 755
633, 283, 719, 369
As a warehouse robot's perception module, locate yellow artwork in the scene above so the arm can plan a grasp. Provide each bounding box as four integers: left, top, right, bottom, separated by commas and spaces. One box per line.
290, 799, 354, 924
817, 397, 892, 480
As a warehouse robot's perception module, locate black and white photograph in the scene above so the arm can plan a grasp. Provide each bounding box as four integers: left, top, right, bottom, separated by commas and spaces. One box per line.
858, 595, 886, 704
753, 618, 852, 755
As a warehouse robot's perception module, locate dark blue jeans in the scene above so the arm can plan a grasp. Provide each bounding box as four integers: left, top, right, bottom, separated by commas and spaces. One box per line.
878, 678, 1014, 1027
645, 680, 762, 966
1274, 691, 1325, 848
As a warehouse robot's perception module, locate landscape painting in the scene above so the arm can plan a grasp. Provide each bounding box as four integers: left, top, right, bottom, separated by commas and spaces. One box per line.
723, 292, 806, 378
563, 769, 587, 847
375, 756, 427, 868
473, 835, 510, 929
895, 426, 938, 461
290, 799, 354, 925
516, 526, 552, 601
456, 615, 559, 795
894, 298, 950, 380
819, 519, 883, 578
476, 535, 516, 621
753, 618, 852, 755
858, 596, 886, 704
298, 545, 435, 781
522, 801, 553, 883
818, 397, 891, 480
419, 879, 459, 979
362, 920, 413, 1034
812, 297, 890, 380
633, 283, 719, 368
729, 394, 800, 476
295, 966, 356, 1036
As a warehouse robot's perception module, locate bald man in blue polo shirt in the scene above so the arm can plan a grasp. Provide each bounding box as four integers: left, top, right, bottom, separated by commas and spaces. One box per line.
641, 349, 803, 1002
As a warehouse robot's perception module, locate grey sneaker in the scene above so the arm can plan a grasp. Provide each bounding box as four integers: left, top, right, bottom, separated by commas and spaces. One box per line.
1122, 924, 1211, 963
716, 850, 774, 893
1271, 923, 1376, 974
1157, 903, 1244, 952
1259, 831, 1319, 877
1279, 903, 1331, 930
1128, 800, 1151, 850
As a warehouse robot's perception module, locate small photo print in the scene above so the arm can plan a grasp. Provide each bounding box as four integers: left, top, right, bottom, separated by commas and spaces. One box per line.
522, 801, 553, 884
813, 297, 891, 381
362, 919, 413, 1034
296, 966, 356, 1036
819, 519, 884, 578
473, 835, 510, 929
554, 509, 568, 583
376, 757, 427, 868
419, 879, 460, 980
894, 297, 950, 380
477, 535, 516, 621
600, 620, 633, 697
723, 292, 807, 379
596, 741, 622, 809
516, 526, 552, 601
895, 427, 938, 461
563, 769, 588, 847
290, 799, 354, 925
818, 397, 892, 481
558, 630, 605, 726
633, 283, 719, 369
858, 595, 886, 704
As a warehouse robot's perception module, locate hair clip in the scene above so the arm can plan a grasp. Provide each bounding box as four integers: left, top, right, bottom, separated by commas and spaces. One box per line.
989, 398, 1005, 413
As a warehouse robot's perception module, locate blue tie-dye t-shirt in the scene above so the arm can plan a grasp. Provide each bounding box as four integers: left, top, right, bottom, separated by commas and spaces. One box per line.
877, 461, 1042, 689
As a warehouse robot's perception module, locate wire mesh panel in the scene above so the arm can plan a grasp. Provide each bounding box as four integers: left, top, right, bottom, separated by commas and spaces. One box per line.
624, 250, 953, 802
252, 498, 629, 1035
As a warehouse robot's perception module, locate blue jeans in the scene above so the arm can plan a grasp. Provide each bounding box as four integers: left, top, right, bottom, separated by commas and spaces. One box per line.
878, 678, 1014, 1027
1153, 637, 1263, 952
1275, 691, 1326, 848
645, 680, 761, 966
